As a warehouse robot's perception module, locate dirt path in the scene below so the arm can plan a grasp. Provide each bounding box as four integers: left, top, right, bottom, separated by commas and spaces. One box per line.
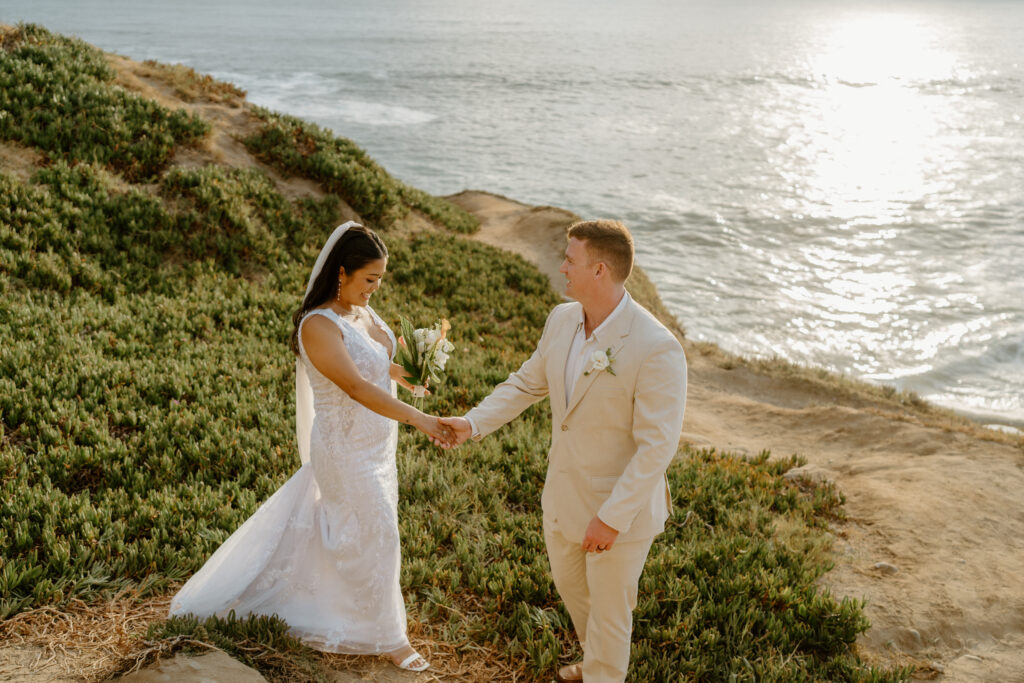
451, 190, 1024, 682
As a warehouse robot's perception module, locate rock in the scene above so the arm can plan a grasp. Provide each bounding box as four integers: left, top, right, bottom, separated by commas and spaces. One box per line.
117, 651, 267, 683
898, 627, 923, 648
872, 561, 899, 575
783, 463, 838, 484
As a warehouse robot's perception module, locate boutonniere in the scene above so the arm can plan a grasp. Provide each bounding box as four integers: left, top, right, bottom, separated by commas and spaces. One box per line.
584, 348, 616, 376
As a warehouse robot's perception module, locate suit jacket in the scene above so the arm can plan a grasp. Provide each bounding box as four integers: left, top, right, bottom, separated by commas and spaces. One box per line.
466, 295, 687, 544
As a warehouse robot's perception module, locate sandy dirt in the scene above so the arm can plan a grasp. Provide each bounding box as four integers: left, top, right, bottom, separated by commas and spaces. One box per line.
0, 646, 80, 682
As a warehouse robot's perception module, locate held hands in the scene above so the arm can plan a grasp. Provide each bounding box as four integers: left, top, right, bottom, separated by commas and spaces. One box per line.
582, 515, 619, 554
433, 417, 472, 448
416, 415, 456, 449
421, 416, 470, 450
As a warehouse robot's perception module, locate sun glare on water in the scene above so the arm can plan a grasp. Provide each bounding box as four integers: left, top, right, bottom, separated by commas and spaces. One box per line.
757, 12, 987, 393
785, 13, 962, 220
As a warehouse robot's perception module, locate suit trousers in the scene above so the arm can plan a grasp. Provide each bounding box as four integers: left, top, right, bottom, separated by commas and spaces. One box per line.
544, 522, 655, 683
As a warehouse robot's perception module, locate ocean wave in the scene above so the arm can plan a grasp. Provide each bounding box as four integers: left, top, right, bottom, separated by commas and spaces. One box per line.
250, 94, 435, 127
292, 99, 436, 126
700, 71, 1024, 99
725, 73, 822, 89
639, 192, 722, 227
834, 79, 877, 88
913, 75, 1023, 96
876, 319, 1024, 425
205, 69, 436, 126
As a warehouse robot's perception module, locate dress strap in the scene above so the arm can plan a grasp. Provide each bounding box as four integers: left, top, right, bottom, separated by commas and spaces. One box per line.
305, 307, 356, 330
298, 308, 348, 357
304, 307, 341, 325
366, 306, 397, 361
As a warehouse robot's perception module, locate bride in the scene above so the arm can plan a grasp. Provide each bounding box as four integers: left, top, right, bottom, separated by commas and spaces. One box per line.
169, 222, 453, 672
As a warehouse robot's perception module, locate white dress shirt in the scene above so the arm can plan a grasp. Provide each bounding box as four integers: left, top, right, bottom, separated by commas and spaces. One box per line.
563, 291, 630, 407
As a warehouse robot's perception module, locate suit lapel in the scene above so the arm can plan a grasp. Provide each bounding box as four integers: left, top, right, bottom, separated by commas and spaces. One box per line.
549, 306, 582, 416
564, 301, 635, 419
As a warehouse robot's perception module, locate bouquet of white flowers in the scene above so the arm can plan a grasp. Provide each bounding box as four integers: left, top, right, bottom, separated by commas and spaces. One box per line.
396, 317, 455, 404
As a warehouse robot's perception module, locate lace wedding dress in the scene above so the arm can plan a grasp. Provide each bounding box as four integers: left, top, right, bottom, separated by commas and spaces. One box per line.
169, 306, 409, 654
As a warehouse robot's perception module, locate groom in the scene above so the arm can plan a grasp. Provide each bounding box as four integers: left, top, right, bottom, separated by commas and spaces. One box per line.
441, 220, 687, 682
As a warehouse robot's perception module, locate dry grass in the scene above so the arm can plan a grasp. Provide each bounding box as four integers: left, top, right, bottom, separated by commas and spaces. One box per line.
134, 60, 247, 104
0, 23, 20, 48
0, 592, 174, 682
0, 593, 523, 682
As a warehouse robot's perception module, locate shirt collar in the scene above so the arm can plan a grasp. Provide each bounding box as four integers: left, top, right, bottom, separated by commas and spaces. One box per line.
576, 290, 630, 344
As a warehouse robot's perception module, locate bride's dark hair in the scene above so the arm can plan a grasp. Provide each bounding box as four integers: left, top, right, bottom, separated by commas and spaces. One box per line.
290, 224, 388, 356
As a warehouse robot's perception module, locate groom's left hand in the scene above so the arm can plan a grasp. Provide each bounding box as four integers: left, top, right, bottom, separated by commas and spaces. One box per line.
582, 515, 619, 553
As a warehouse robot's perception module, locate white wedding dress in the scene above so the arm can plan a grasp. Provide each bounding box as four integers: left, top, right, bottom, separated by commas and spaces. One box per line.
169, 306, 409, 655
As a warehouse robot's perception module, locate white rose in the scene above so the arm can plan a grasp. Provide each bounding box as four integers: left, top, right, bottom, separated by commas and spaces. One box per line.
433, 349, 449, 369
413, 329, 427, 354
589, 350, 609, 373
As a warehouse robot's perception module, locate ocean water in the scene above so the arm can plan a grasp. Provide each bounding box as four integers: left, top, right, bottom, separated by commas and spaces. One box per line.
5, 0, 1023, 427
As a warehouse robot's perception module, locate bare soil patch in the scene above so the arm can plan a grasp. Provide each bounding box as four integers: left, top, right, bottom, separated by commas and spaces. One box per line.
107, 53, 332, 205
0, 141, 44, 182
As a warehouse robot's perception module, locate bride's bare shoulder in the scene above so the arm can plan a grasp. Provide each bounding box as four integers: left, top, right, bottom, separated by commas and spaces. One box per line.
300, 309, 345, 348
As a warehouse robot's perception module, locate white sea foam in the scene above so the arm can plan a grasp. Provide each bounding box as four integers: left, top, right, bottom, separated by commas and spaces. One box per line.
220, 71, 435, 126
302, 100, 436, 126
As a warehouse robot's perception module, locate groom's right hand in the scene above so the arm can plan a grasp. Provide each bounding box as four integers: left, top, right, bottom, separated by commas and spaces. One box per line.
435, 416, 472, 447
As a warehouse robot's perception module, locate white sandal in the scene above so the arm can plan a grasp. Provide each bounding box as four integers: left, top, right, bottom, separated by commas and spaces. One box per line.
394, 651, 430, 672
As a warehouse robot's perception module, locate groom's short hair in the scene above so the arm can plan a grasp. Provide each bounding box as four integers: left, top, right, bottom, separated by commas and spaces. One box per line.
567, 220, 634, 283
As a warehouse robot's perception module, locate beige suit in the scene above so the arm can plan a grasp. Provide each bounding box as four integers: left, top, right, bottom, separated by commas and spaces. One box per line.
467, 295, 687, 682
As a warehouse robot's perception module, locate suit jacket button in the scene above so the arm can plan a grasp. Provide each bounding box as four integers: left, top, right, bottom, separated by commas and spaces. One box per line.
561, 424, 568, 431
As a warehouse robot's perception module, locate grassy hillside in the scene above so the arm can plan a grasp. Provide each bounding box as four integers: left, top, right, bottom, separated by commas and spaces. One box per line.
0, 24, 907, 681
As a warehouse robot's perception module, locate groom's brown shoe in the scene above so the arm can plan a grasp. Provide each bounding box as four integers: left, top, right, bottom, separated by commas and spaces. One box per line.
555, 662, 583, 682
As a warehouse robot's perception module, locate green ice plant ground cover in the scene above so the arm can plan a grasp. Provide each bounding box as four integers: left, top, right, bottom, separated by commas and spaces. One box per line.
243, 109, 479, 234
0, 24, 207, 182
0, 23, 908, 681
